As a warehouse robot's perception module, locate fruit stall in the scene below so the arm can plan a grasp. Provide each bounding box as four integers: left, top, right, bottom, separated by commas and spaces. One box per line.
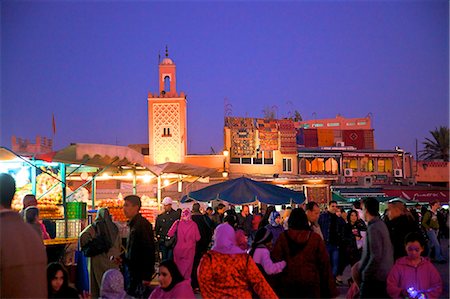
1, 144, 158, 241
1, 144, 217, 242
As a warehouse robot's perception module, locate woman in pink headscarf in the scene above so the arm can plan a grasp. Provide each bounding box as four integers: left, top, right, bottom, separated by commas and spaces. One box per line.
167, 208, 200, 280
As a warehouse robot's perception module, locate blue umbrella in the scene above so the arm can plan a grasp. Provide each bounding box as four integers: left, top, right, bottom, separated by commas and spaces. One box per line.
181, 176, 305, 205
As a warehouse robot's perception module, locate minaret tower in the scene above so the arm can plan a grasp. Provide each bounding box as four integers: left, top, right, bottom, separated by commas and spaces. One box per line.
148, 47, 187, 164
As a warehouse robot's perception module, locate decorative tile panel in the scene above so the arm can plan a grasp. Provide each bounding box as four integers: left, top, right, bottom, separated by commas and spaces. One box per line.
152, 103, 181, 163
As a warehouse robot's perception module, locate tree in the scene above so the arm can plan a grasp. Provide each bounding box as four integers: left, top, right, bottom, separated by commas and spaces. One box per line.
262, 106, 276, 119
293, 110, 303, 122
419, 126, 449, 161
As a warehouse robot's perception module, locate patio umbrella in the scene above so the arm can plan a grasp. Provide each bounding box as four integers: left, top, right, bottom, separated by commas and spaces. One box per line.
181, 176, 305, 205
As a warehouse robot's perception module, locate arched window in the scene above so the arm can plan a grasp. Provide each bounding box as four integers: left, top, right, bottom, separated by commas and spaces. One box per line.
164, 76, 170, 92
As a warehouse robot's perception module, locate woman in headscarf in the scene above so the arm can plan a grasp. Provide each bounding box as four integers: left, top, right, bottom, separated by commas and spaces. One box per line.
149, 259, 195, 299
265, 210, 284, 247
80, 208, 121, 298
167, 208, 200, 280
198, 223, 278, 299
99, 269, 128, 299
271, 208, 338, 298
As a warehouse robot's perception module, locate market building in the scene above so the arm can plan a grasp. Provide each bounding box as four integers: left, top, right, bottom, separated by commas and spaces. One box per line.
138, 51, 448, 204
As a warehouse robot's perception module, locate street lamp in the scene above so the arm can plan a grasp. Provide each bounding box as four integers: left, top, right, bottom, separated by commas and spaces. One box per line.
222, 149, 229, 178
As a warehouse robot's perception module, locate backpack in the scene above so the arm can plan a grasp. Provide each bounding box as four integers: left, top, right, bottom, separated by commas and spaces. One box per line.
81, 224, 111, 257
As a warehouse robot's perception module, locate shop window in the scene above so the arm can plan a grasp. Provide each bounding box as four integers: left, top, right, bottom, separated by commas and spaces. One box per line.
254, 151, 263, 164
327, 123, 340, 127
264, 151, 274, 165
230, 157, 240, 164
360, 157, 375, 172
377, 159, 393, 173
242, 158, 251, 164
357, 121, 367, 125
344, 158, 358, 170
283, 158, 292, 172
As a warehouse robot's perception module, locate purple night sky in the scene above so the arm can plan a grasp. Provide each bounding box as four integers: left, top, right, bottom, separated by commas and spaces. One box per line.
2, 1, 448, 156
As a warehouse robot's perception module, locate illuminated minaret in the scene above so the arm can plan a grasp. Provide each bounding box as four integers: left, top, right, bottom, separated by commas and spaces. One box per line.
147, 47, 187, 164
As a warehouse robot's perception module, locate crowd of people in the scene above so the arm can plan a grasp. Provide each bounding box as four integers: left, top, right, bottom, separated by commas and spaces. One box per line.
1, 172, 448, 299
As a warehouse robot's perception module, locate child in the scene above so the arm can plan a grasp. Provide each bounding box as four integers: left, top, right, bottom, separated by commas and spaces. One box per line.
387, 232, 442, 299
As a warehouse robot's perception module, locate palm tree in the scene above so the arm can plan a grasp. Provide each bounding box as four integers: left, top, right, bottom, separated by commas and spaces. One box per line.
419, 126, 449, 161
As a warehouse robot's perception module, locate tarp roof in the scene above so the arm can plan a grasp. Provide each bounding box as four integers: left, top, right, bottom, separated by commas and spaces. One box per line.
35, 143, 148, 169
181, 176, 306, 205
148, 162, 218, 177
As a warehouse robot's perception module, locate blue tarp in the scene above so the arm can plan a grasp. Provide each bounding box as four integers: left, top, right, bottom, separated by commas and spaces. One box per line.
181, 176, 305, 205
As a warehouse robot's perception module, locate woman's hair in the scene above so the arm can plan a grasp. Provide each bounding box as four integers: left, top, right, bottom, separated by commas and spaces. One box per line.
347, 209, 358, 223
249, 227, 273, 257
159, 259, 184, 291
404, 231, 426, 248
288, 208, 310, 230
47, 262, 69, 294
224, 210, 238, 227
24, 206, 39, 223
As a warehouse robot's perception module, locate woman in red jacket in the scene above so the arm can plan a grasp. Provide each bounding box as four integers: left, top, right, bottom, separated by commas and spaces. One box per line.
198, 222, 278, 299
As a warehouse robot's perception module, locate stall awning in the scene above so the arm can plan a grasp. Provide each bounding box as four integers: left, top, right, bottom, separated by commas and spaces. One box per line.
148, 162, 218, 178
0, 147, 23, 161
384, 189, 449, 203
35, 143, 149, 169
333, 187, 385, 198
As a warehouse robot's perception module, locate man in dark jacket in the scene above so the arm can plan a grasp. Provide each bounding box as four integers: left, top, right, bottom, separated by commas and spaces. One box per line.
385, 200, 419, 260
123, 195, 155, 298
359, 197, 393, 298
318, 200, 345, 283
155, 197, 180, 261
211, 203, 226, 228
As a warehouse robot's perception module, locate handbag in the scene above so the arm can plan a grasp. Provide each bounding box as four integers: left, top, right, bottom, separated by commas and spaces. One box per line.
164, 221, 179, 248
75, 243, 90, 293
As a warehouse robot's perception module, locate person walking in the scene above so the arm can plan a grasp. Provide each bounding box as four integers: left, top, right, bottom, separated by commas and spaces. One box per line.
198, 223, 277, 299
167, 208, 200, 280
155, 197, 180, 261
385, 200, 419, 260
0, 173, 48, 298
265, 210, 284, 247
318, 200, 346, 284
237, 204, 253, 244
358, 197, 393, 298
305, 201, 323, 239
190, 203, 213, 291
122, 195, 155, 298
422, 201, 446, 263
211, 203, 226, 228
80, 207, 121, 298
271, 208, 338, 298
